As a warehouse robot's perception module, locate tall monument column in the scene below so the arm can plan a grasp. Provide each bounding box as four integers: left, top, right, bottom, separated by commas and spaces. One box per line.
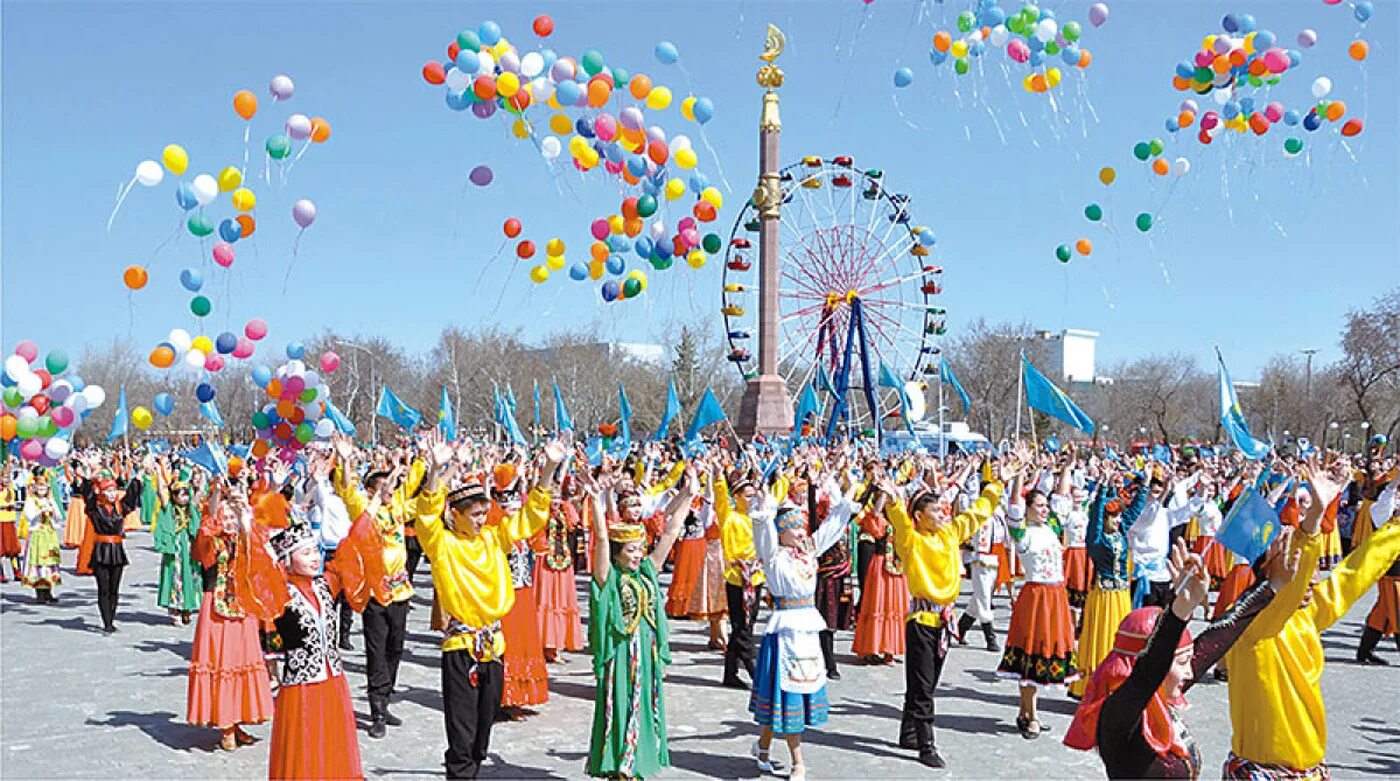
736, 24, 794, 439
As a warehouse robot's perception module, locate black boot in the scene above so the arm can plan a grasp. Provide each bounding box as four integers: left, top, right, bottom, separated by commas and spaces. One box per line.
898, 715, 918, 750
1357, 626, 1391, 665
382, 697, 403, 727
367, 696, 387, 738
981, 622, 999, 653
956, 614, 976, 646
914, 722, 946, 768
820, 630, 840, 680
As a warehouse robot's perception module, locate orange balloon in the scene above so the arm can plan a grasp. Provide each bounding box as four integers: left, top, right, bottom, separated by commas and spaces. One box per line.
647, 140, 669, 165
309, 117, 331, 143
590, 242, 609, 262
587, 78, 612, 107
123, 265, 148, 290
621, 168, 641, 185
1030, 73, 1048, 92
508, 91, 531, 112
277, 399, 297, 419
1325, 100, 1346, 122
227, 455, 244, 476
1077, 49, 1092, 68
233, 90, 258, 121
1349, 40, 1369, 61
236, 214, 255, 237
289, 407, 306, 425
1249, 113, 1270, 135
266, 379, 283, 399
1248, 58, 1267, 76
149, 345, 175, 369
1341, 118, 1364, 137
932, 31, 951, 53
1228, 49, 1247, 68
1178, 110, 1196, 127
1212, 55, 1231, 75
251, 439, 270, 458
0, 414, 16, 442
1172, 76, 1190, 91
628, 74, 652, 99
1152, 158, 1170, 175
1075, 238, 1093, 256
621, 198, 639, 219
624, 218, 643, 237
693, 201, 717, 222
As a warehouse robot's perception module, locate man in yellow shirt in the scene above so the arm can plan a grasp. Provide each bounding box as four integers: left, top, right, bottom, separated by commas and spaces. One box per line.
712, 467, 766, 690
331, 436, 425, 739
417, 433, 565, 780
877, 458, 1012, 769
1224, 461, 1400, 779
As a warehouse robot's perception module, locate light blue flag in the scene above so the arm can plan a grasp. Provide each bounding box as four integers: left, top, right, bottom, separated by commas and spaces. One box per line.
940, 356, 972, 415
532, 380, 541, 443
614, 382, 633, 455
376, 386, 422, 429
584, 436, 605, 466
792, 380, 821, 434
179, 437, 228, 476
1217, 349, 1270, 460
200, 399, 225, 429
505, 382, 518, 413
494, 386, 527, 446
325, 399, 357, 435
816, 363, 838, 398
552, 379, 574, 432
877, 361, 916, 435
684, 388, 726, 441
653, 379, 681, 441
1215, 486, 1281, 563
1022, 354, 1095, 434
107, 386, 128, 443
439, 386, 456, 442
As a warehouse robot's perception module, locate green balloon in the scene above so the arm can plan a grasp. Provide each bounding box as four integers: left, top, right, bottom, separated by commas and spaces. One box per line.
3, 387, 22, 408
188, 214, 214, 237
38, 416, 58, 438
1008, 13, 1026, 34
295, 422, 314, 443
266, 134, 292, 160
44, 350, 69, 376
1193, 66, 1213, 83
1133, 142, 1151, 161
456, 29, 480, 52
1055, 244, 1072, 262
954, 58, 970, 75
622, 278, 642, 298
251, 411, 270, 429
651, 256, 674, 271
702, 233, 722, 254
1062, 21, 1082, 42
581, 48, 605, 76
956, 10, 975, 31
1149, 138, 1165, 156
1084, 203, 1103, 221
15, 416, 38, 438
1045, 40, 1060, 56
1022, 4, 1041, 22
299, 388, 318, 403
190, 295, 212, 317
1135, 212, 1154, 232
637, 194, 658, 218
1284, 137, 1304, 155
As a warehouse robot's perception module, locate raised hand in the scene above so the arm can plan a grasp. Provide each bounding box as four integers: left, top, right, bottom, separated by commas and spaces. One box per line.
1168, 537, 1209, 619
1262, 526, 1302, 591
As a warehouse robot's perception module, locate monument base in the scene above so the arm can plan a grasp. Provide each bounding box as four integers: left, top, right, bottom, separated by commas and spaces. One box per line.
735, 374, 794, 440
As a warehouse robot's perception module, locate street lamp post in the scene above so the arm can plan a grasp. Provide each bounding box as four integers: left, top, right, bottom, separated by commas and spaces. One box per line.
335, 339, 377, 448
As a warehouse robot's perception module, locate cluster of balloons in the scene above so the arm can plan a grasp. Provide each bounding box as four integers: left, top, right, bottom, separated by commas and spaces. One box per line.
147, 318, 268, 403
917, 0, 1107, 90
421, 17, 723, 299
248, 343, 340, 462
1, 342, 106, 463
240, 75, 333, 168
562, 190, 723, 300
1130, 137, 1191, 177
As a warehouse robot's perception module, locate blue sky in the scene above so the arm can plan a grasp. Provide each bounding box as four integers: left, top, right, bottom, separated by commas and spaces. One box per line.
2, 0, 1395, 379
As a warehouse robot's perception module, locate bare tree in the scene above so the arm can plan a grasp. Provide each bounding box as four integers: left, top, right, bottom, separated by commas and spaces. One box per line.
1334, 287, 1400, 445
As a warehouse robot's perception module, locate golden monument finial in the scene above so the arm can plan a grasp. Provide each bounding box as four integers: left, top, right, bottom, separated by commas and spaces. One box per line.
757, 24, 785, 89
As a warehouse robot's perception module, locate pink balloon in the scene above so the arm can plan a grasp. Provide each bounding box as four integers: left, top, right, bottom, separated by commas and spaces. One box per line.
678, 216, 697, 232
51, 406, 75, 428
1008, 39, 1031, 63
320, 351, 341, 373
14, 340, 38, 363
1201, 111, 1220, 130
204, 355, 225, 372
232, 337, 255, 360
604, 161, 623, 175
245, 318, 268, 341
590, 219, 610, 240
1194, 50, 1214, 68
284, 376, 306, 396
213, 242, 235, 268
19, 439, 42, 461
594, 113, 618, 141
1264, 102, 1284, 122
681, 228, 700, 248
1262, 48, 1290, 74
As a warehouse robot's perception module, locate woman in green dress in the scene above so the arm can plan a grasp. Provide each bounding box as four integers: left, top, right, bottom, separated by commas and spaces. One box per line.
584, 462, 696, 779
153, 474, 203, 624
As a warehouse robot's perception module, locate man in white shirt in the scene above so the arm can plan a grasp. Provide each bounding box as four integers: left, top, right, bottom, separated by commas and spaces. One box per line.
1127, 468, 1202, 608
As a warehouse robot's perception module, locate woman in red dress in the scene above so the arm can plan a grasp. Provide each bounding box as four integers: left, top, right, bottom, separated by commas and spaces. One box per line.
665, 495, 709, 618
851, 497, 908, 663
533, 491, 584, 661
494, 475, 549, 712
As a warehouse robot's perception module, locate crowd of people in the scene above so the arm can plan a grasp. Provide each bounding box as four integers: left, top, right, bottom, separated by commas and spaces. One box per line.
2, 429, 1398, 780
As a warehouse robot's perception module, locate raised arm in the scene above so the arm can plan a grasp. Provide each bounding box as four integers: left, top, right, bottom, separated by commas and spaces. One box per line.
583, 468, 611, 587
649, 467, 698, 569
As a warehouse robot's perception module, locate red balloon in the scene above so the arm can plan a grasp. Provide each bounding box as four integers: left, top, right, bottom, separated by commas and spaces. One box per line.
1341, 118, 1364, 137
34, 368, 51, 389
503, 217, 522, 238
448, 41, 461, 62
532, 14, 554, 37
1198, 129, 1213, 145
516, 240, 536, 259
473, 75, 497, 101
423, 61, 446, 85
30, 395, 50, 415
508, 91, 531, 112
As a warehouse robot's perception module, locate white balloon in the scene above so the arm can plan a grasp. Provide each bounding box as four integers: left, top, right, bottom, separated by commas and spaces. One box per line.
314, 418, 336, 438
303, 371, 321, 388
989, 25, 1010, 46
269, 74, 295, 100
476, 52, 495, 76
16, 374, 41, 398
168, 328, 193, 352
83, 385, 106, 409
285, 113, 313, 140
191, 174, 218, 206
530, 77, 552, 102
17, 406, 38, 421
671, 135, 693, 152
445, 67, 471, 92
185, 348, 207, 368
649, 220, 667, 241
1172, 157, 1191, 176
1034, 19, 1058, 43
1213, 89, 1232, 105
45, 438, 70, 460
1311, 77, 1332, 99
287, 360, 306, 376
135, 160, 164, 187
67, 393, 89, 414
541, 136, 562, 159
520, 52, 545, 78
4, 354, 30, 381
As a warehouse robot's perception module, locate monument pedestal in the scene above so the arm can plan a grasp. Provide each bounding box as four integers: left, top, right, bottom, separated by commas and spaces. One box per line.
736, 374, 793, 439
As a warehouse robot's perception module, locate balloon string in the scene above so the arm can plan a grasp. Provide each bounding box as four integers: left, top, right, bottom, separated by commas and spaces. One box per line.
106, 176, 139, 231
891, 92, 923, 131
490, 257, 523, 317
241, 125, 250, 181
283, 230, 304, 294
698, 125, 733, 195
473, 238, 509, 294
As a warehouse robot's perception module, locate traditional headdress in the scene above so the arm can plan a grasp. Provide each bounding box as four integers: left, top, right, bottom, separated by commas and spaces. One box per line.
94, 471, 118, 493
727, 470, 756, 494
492, 463, 519, 493
608, 523, 646, 545
1104, 499, 1123, 516
775, 503, 805, 533
269, 515, 318, 561
447, 481, 489, 509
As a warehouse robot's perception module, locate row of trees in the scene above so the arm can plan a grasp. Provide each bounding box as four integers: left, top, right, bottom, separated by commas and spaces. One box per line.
70, 287, 1399, 450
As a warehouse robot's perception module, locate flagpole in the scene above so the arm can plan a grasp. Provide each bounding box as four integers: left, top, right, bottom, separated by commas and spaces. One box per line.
937, 371, 946, 459
1014, 356, 1024, 443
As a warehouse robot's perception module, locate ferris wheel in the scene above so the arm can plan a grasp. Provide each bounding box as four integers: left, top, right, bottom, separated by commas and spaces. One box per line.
721, 155, 945, 438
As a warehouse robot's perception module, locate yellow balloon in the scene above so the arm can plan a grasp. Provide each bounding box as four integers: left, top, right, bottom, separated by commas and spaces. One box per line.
132, 406, 153, 430
645, 86, 673, 111
493, 40, 511, 58
550, 113, 572, 135
546, 254, 565, 271
681, 96, 697, 122
951, 40, 968, 58
569, 135, 588, 155
686, 250, 706, 269
607, 214, 625, 234
1046, 67, 1062, 88
217, 166, 243, 192
497, 72, 520, 98
231, 187, 256, 212
1099, 166, 1116, 185
627, 270, 648, 290
589, 260, 604, 280
191, 336, 214, 354
512, 118, 530, 139
700, 186, 723, 210
547, 93, 562, 110
674, 147, 698, 170
1023, 74, 1035, 92
1202, 35, 1216, 52
580, 149, 599, 168
162, 144, 189, 175
1242, 32, 1256, 55
665, 177, 686, 200
529, 265, 550, 284
546, 238, 565, 256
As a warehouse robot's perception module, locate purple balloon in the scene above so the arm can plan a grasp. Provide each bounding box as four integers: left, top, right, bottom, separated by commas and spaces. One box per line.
291, 199, 317, 229
1088, 2, 1109, 27
269, 74, 295, 101
471, 100, 497, 119
1297, 29, 1317, 48
469, 165, 494, 187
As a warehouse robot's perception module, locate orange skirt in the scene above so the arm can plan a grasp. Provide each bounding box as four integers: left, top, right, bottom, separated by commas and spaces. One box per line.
122, 509, 143, 532
1365, 576, 1400, 636
1062, 547, 1093, 601
62, 499, 87, 549
1212, 564, 1256, 621
0, 522, 20, 557
534, 565, 583, 653
500, 584, 549, 708
186, 593, 274, 728
1194, 536, 1233, 582
268, 673, 362, 780
688, 539, 727, 619
997, 582, 1079, 686
994, 543, 1013, 589
851, 554, 908, 657
665, 537, 706, 618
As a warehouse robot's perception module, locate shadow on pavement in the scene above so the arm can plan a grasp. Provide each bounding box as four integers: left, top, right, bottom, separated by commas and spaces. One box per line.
85, 710, 215, 752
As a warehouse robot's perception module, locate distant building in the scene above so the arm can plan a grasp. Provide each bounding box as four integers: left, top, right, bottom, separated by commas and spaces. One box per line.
1057, 328, 1100, 384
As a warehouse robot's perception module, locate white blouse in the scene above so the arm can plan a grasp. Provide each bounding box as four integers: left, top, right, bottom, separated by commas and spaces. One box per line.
753, 479, 859, 637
